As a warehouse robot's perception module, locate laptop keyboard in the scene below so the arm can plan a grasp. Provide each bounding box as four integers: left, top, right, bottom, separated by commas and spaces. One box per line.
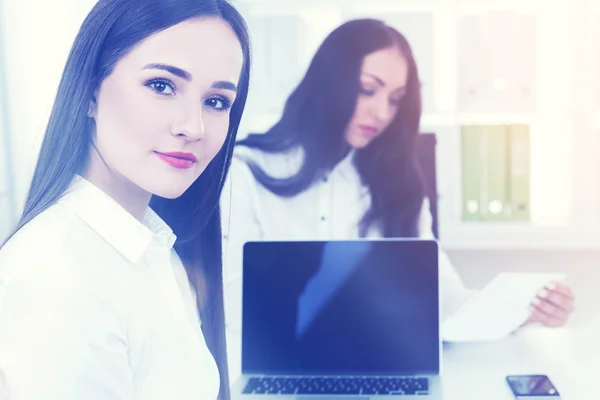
242, 376, 430, 395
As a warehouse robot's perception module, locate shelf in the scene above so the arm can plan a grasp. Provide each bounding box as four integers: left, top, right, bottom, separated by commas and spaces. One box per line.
235, 0, 543, 13
235, 0, 436, 10
440, 223, 600, 250
421, 113, 539, 127
456, 1, 544, 14
244, 112, 542, 131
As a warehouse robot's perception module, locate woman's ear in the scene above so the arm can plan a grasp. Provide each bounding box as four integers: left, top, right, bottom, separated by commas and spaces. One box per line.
87, 92, 98, 119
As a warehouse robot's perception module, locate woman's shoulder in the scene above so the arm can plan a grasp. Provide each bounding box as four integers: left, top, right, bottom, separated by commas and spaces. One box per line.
233, 144, 304, 179
1, 205, 73, 263
0, 203, 109, 289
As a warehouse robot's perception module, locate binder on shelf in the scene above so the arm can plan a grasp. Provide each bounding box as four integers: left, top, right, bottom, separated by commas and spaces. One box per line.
461, 125, 484, 221
484, 124, 510, 221
460, 124, 530, 222
508, 124, 531, 220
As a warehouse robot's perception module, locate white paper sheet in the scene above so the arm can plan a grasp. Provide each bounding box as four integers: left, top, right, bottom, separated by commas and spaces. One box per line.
441, 272, 566, 342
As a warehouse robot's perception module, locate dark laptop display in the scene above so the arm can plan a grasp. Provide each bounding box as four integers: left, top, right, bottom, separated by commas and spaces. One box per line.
241, 240, 440, 377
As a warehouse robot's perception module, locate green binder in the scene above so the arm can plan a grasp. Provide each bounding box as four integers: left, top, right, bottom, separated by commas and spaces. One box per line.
484, 125, 510, 221
461, 125, 484, 221
508, 124, 531, 220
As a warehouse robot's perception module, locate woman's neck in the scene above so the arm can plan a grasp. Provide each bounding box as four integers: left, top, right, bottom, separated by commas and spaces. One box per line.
334, 145, 355, 166
83, 147, 151, 221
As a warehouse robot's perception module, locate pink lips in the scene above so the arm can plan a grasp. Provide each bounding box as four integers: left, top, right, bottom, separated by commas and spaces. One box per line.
358, 124, 379, 137
155, 151, 197, 169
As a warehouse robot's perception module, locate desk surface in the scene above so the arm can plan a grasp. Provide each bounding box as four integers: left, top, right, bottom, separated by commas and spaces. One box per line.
228, 276, 598, 399
228, 319, 598, 399
442, 316, 600, 400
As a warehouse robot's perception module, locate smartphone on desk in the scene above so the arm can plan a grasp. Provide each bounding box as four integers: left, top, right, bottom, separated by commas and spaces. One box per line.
506, 375, 560, 399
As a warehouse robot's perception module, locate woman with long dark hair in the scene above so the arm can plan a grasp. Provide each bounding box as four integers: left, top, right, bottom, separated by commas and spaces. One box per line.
222, 18, 574, 381
0, 0, 250, 398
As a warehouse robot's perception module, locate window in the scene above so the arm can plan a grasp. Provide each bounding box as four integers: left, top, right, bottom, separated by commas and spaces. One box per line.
0, 9, 15, 241
0, 0, 96, 229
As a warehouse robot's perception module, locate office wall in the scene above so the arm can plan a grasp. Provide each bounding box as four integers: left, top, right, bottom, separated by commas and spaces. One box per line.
0, 14, 14, 241
0, 0, 96, 238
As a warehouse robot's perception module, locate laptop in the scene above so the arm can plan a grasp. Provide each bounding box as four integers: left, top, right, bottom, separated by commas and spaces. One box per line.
232, 239, 443, 399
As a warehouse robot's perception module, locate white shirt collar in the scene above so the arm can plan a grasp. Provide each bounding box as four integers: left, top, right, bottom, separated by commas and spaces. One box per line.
332, 148, 360, 183
57, 176, 177, 263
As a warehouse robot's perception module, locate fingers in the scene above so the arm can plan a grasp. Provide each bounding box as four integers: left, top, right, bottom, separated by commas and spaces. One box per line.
544, 281, 575, 300
529, 305, 568, 327
530, 298, 570, 327
527, 282, 576, 327
530, 295, 573, 328
537, 286, 575, 314
525, 282, 575, 328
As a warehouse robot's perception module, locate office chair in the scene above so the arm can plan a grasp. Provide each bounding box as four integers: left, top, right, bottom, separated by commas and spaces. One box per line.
416, 133, 439, 239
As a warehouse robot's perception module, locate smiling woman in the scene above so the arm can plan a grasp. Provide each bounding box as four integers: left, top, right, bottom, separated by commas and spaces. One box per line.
0, 1, 250, 400
141, 62, 239, 171
85, 16, 244, 212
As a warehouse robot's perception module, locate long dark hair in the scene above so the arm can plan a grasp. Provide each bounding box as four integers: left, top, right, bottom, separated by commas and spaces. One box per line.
3, 0, 250, 398
237, 18, 424, 237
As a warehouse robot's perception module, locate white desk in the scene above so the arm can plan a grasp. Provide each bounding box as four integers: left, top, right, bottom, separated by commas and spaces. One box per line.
442, 316, 600, 399
228, 266, 598, 399
228, 320, 598, 399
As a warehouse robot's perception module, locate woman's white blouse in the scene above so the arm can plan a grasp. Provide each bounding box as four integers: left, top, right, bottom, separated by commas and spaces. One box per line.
0, 177, 220, 400
221, 146, 474, 382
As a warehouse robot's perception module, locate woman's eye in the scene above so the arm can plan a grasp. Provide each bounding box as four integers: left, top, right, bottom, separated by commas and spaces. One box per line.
146, 79, 176, 96
205, 96, 232, 112
360, 88, 375, 96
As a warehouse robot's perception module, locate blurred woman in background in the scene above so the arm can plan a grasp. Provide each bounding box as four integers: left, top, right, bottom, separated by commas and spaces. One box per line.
221, 18, 574, 381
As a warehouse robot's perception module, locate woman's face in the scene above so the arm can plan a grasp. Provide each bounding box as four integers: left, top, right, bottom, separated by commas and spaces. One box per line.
345, 47, 409, 149
89, 17, 243, 199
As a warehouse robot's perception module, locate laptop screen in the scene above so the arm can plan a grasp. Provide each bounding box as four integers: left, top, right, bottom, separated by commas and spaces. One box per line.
241, 240, 440, 376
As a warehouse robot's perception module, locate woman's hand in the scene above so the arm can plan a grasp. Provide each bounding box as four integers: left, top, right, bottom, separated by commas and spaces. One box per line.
524, 281, 575, 327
